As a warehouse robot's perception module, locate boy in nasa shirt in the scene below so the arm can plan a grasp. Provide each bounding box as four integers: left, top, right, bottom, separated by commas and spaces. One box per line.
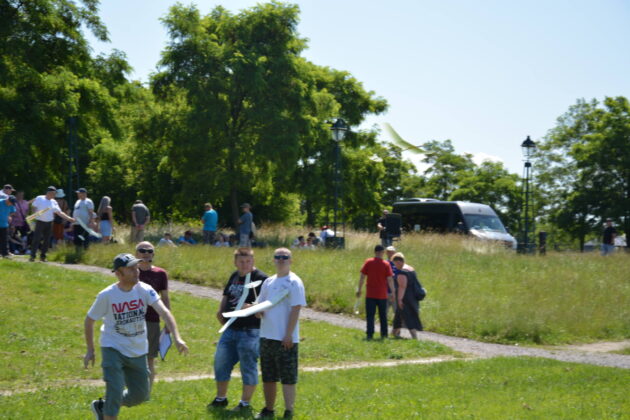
84, 253, 188, 420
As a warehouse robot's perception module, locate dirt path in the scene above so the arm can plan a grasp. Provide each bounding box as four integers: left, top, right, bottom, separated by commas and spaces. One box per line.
37, 261, 630, 370
1, 356, 462, 397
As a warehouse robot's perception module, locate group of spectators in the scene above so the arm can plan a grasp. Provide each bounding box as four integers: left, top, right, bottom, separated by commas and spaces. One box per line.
85, 244, 306, 419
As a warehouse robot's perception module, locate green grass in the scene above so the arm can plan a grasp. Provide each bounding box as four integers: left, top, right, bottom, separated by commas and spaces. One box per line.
0, 261, 454, 390
612, 347, 630, 355
1, 358, 628, 419
49, 229, 630, 345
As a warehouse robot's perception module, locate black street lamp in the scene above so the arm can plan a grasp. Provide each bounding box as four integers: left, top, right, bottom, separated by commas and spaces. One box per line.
330, 118, 348, 248
518, 135, 536, 253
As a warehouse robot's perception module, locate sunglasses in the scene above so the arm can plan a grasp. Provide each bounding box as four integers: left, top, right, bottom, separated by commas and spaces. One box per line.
274, 255, 290, 260
138, 249, 154, 254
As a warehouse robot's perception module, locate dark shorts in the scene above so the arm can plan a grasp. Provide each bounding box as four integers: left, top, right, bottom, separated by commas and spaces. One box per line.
146, 322, 160, 359
260, 338, 299, 385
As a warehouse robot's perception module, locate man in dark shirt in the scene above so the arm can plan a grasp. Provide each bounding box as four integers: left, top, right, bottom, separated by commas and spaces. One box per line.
377, 209, 391, 247
136, 241, 170, 386
209, 247, 268, 413
601, 218, 617, 256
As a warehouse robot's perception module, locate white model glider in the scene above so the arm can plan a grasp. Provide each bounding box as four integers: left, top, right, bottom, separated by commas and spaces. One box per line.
76, 217, 102, 239
222, 288, 289, 319
218, 272, 252, 333
26, 208, 50, 222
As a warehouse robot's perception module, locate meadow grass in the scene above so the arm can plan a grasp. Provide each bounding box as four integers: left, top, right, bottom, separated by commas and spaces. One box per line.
50, 228, 630, 345
0, 261, 454, 390
1, 358, 628, 419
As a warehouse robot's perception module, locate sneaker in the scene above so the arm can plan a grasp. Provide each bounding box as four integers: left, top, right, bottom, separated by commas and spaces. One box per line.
40, 256, 47, 262
283, 409, 294, 419
255, 407, 275, 418
29, 256, 35, 262
90, 398, 104, 420
231, 402, 253, 414
207, 397, 228, 409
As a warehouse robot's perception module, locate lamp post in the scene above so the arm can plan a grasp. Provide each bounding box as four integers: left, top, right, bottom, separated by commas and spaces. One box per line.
518, 135, 536, 254
330, 118, 348, 248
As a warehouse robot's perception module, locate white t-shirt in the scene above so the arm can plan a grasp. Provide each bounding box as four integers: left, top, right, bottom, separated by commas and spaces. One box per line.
0, 191, 7, 199
87, 282, 160, 357
32, 195, 62, 222
259, 272, 307, 343
73, 198, 94, 225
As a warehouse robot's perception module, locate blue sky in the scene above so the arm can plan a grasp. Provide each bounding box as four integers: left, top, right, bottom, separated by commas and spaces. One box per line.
86, 0, 630, 174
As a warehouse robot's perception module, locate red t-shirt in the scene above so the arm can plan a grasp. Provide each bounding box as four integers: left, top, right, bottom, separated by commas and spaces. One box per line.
139, 266, 168, 322
360, 257, 393, 299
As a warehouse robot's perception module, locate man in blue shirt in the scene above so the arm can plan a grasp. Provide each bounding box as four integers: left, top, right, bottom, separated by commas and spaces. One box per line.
0, 195, 17, 258
201, 203, 218, 245
238, 203, 253, 247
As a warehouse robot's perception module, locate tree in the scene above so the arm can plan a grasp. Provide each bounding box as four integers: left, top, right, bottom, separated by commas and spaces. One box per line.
537, 97, 630, 250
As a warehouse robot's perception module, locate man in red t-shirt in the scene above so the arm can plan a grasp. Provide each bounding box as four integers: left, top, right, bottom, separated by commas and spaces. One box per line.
356, 245, 394, 340
136, 241, 170, 386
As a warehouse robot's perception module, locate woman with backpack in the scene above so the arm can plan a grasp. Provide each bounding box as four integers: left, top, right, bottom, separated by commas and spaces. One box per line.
391, 252, 425, 339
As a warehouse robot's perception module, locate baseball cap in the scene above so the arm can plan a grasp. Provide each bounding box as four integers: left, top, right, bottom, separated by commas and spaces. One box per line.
76, 187, 88, 193
112, 253, 141, 272
7, 195, 17, 204
240, 202, 251, 208
386, 246, 396, 252
47, 186, 57, 192
3, 184, 15, 191
374, 245, 385, 252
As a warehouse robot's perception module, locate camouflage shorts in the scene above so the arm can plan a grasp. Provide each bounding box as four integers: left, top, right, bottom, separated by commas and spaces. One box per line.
260, 338, 299, 385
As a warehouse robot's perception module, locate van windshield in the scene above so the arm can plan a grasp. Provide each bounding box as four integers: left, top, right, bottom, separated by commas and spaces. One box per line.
464, 215, 507, 233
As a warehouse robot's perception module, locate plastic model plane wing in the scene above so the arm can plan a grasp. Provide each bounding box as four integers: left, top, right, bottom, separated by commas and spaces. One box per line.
222, 288, 290, 318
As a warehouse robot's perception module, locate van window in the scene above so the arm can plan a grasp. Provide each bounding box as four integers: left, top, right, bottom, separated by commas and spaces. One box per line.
463, 214, 506, 233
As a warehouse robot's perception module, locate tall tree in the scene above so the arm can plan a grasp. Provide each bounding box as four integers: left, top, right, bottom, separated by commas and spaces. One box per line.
537, 97, 630, 250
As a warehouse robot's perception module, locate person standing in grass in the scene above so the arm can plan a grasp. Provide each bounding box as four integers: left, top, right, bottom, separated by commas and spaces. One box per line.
255, 248, 306, 419
601, 218, 617, 256
131, 200, 150, 243
209, 247, 268, 413
356, 245, 395, 340
238, 203, 253, 247
135, 241, 170, 387
84, 253, 188, 420
201, 203, 218, 245
30, 186, 75, 262
72, 187, 95, 251
97, 196, 114, 244
0, 195, 16, 258
391, 252, 423, 339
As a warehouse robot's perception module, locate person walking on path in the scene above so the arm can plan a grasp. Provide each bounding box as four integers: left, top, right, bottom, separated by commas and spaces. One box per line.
135, 241, 170, 387
391, 252, 423, 339
30, 186, 75, 262
84, 253, 188, 420
97, 196, 114, 244
201, 203, 218, 245
254, 248, 306, 419
0, 195, 16, 258
131, 200, 150, 243
356, 245, 395, 340
209, 247, 268, 413
238, 203, 253, 247
73, 188, 94, 251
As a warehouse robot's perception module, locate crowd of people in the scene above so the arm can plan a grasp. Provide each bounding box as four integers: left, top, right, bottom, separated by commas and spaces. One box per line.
85, 245, 305, 419
81, 241, 423, 420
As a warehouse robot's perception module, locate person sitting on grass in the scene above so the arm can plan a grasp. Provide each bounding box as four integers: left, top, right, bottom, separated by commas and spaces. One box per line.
84, 253, 188, 420
157, 232, 177, 247
177, 230, 197, 245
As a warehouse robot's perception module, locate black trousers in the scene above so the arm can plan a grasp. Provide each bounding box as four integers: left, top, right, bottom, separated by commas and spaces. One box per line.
73, 225, 90, 250
0, 227, 8, 256
31, 220, 53, 258
365, 298, 388, 338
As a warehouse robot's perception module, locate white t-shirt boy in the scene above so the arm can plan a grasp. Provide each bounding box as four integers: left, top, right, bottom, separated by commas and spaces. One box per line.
259, 272, 307, 343
87, 282, 160, 357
